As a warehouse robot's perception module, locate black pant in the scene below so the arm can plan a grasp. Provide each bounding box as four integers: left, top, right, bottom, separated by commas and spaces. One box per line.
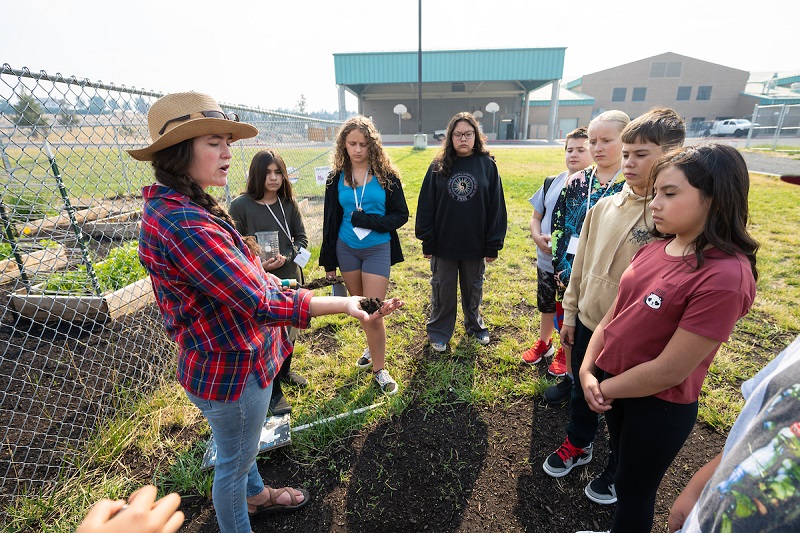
566, 318, 600, 449
605, 392, 697, 533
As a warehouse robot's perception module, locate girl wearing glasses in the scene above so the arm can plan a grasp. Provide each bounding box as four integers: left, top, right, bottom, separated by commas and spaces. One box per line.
230, 149, 310, 416
129, 92, 402, 533
320, 116, 409, 395
415, 111, 507, 352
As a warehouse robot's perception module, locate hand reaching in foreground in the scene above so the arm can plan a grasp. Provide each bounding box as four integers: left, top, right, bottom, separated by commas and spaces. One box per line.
77, 485, 183, 533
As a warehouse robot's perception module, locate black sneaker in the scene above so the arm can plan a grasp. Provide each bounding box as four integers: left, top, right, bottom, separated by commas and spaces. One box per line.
543, 438, 593, 477
585, 468, 617, 504
283, 371, 308, 387
269, 394, 292, 416
544, 375, 573, 405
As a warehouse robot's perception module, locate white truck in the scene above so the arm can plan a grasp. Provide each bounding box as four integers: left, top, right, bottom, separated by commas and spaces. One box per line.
708, 119, 753, 138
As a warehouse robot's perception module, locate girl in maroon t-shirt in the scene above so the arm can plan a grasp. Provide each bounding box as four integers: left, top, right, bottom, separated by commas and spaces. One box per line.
577, 144, 759, 533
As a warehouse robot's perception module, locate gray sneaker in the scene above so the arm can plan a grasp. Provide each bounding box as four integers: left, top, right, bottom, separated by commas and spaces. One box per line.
543, 438, 593, 477
584, 469, 617, 504
373, 368, 398, 395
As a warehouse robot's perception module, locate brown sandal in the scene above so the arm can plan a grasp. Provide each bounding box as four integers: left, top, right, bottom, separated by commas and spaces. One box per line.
248, 486, 310, 517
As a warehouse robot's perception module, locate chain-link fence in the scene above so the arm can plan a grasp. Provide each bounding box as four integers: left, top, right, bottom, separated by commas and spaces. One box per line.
0, 63, 341, 514
746, 103, 800, 151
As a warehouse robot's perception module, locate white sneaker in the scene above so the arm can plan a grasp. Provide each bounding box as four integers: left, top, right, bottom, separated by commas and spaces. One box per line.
373, 368, 398, 395
356, 347, 372, 370
430, 341, 447, 352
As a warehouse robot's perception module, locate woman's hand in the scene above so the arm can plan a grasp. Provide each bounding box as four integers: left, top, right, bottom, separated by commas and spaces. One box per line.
485, 257, 496, 263
423, 254, 431, 259
77, 485, 183, 533
326, 270, 337, 282
581, 370, 612, 413
262, 254, 287, 272
343, 296, 405, 322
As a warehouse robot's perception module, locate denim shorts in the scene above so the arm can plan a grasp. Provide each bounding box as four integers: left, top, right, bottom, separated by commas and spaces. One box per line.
336, 239, 391, 278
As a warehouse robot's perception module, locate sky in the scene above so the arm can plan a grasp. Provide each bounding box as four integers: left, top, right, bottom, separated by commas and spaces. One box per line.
3, 0, 798, 113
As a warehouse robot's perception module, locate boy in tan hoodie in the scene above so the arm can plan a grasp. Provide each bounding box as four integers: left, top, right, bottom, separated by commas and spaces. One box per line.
542, 108, 686, 506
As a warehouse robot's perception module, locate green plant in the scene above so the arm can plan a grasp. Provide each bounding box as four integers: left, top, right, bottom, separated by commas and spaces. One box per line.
43, 241, 146, 294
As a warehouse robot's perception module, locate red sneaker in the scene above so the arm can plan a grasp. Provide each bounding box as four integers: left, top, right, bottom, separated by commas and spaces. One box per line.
522, 339, 554, 364
548, 347, 567, 376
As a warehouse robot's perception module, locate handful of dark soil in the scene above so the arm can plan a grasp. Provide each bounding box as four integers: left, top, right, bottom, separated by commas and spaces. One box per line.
359, 297, 383, 314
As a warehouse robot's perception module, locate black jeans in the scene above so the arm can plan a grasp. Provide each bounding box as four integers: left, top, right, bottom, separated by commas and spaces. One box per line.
605, 392, 698, 533
566, 318, 600, 449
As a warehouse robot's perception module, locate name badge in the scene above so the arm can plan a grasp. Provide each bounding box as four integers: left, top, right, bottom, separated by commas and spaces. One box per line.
567, 235, 580, 255
293, 246, 311, 268
353, 227, 372, 240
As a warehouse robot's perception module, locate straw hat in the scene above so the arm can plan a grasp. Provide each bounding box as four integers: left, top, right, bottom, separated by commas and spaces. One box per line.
127, 91, 258, 161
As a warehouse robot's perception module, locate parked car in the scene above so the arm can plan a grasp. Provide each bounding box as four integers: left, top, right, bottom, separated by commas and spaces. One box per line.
709, 119, 754, 138
433, 129, 447, 141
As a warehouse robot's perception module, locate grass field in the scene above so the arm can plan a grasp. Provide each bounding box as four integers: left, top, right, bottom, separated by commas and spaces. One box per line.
7, 146, 800, 532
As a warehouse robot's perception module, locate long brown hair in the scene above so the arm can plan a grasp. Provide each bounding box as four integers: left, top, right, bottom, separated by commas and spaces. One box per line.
151, 139, 260, 256
433, 112, 492, 179
331, 116, 400, 189
648, 144, 759, 280
246, 149, 294, 201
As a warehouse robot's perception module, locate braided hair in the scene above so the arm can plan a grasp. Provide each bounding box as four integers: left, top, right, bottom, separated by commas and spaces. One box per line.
151, 139, 261, 256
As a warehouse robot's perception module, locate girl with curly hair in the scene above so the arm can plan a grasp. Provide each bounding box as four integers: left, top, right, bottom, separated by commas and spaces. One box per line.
320, 116, 409, 395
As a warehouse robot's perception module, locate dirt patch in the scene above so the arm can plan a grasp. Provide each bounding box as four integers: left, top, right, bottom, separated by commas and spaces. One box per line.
178, 365, 725, 533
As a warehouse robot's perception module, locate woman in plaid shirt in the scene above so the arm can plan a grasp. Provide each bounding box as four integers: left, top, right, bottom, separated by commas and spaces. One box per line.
128, 92, 402, 533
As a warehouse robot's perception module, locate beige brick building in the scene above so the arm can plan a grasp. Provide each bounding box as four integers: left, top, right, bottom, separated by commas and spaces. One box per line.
570, 52, 750, 131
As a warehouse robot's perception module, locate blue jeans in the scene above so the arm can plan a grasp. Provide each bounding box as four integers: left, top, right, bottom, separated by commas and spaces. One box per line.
186, 373, 273, 533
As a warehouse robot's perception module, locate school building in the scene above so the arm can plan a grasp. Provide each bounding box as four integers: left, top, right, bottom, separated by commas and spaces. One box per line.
333, 48, 566, 141
335, 50, 797, 140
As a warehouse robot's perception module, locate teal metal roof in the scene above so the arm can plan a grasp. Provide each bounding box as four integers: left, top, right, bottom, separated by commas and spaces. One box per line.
334, 48, 565, 84
527, 84, 594, 107
564, 77, 582, 90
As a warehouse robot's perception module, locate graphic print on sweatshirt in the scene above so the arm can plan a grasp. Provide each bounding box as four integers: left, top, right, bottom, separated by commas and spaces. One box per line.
448, 172, 478, 202
698, 360, 800, 532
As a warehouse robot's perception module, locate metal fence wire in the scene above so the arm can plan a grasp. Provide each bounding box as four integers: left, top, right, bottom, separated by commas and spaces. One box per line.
0, 63, 341, 514
746, 103, 800, 151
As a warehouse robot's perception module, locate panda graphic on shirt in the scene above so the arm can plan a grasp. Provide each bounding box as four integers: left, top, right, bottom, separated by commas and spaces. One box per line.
644, 292, 663, 310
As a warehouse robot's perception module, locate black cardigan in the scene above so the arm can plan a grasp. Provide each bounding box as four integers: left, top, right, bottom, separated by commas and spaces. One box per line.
319, 171, 409, 272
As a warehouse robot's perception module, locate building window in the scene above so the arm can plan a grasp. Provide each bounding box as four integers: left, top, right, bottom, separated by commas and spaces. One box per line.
650, 61, 683, 78
632, 87, 647, 102
612, 87, 627, 102
697, 86, 712, 100
676, 86, 692, 101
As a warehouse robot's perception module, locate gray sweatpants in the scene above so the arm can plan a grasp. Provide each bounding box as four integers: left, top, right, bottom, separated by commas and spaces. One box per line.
426, 256, 488, 343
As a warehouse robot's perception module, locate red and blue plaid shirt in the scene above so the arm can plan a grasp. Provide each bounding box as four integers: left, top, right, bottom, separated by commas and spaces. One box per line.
138, 184, 312, 402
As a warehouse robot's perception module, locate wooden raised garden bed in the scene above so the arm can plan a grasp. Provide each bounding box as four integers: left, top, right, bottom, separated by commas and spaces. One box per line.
9, 243, 154, 322
0, 247, 69, 283
11, 276, 154, 322
81, 210, 141, 239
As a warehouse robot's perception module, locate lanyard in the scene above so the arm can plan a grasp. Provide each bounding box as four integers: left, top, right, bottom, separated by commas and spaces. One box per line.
263, 198, 293, 242
586, 167, 620, 213
352, 168, 370, 211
